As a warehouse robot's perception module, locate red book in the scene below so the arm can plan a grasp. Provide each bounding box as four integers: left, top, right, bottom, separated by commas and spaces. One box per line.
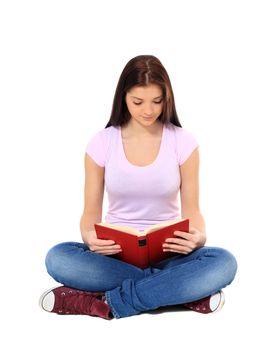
94, 218, 189, 268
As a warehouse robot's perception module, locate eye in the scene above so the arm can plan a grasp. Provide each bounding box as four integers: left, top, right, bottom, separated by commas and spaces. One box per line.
133, 100, 163, 106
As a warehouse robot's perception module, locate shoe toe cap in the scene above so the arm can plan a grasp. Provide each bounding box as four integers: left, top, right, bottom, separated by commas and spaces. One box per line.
210, 291, 225, 312
41, 291, 55, 312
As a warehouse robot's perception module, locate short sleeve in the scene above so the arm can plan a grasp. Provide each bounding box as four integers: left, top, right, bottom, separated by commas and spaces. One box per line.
175, 127, 199, 166
85, 130, 107, 167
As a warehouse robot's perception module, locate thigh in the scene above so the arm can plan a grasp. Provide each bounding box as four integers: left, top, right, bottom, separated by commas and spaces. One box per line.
151, 246, 209, 270
152, 246, 237, 278
45, 241, 146, 291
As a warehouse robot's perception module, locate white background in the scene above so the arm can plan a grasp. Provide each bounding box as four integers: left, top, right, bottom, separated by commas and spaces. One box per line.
0, 0, 275, 349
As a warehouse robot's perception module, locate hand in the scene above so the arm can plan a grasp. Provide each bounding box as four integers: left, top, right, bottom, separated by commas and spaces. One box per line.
162, 226, 206, 255
82, 230, 122, 255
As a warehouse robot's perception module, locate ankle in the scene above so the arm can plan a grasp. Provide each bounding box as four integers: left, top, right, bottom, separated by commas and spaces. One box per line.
101, 294, 108, 304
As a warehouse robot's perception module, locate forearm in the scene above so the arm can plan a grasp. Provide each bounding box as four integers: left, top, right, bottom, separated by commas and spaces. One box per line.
181, 210, 206, 235
80, 212, 102, 240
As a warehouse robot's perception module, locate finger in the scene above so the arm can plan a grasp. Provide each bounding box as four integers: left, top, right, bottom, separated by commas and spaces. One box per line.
163, 245, 193, 254
164, 242, 195, 252
92, 244, 121, 251
94, 239, 117, 246
173, 230, 193, 240
165, 237, 190, 245
98, 249, 122, 255
164, 249, 191, 255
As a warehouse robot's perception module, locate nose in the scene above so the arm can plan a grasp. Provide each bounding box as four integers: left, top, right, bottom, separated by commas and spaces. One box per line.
143, 104, 154, 116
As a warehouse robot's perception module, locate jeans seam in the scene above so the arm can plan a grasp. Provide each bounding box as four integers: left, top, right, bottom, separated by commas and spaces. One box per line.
105, 291, 120, 319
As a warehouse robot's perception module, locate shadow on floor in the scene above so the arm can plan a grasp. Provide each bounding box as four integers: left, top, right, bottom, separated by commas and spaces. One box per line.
145, 305, 191, 316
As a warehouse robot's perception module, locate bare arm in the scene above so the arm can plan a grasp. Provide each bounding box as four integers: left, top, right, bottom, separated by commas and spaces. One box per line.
179, 148, 206, 234
80, 153, 121, 255
163, 148, 206, 254
80, 152, 105, 237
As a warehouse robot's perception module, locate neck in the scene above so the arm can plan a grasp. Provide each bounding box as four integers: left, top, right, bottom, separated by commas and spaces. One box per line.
124, 118, 163, 137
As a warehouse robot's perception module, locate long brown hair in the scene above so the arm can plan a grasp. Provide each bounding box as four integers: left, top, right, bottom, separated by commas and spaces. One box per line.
105, 55, 182, 128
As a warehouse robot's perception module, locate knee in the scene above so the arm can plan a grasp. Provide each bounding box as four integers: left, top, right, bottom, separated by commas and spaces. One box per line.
213, 247, 238, 284
45, 241, 79, 277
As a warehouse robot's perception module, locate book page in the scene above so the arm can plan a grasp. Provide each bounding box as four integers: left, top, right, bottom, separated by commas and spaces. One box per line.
97, 218, 186, 236
96, 222, 141, 235
143, 218, 186, 234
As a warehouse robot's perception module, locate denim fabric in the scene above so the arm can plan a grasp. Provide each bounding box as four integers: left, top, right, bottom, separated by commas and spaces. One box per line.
45, 242, 237, 319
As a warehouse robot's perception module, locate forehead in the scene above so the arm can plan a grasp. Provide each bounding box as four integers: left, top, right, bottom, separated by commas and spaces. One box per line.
128, 84, 163, 98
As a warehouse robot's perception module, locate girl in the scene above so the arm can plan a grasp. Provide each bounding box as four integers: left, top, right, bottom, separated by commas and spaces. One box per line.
39, 55, 237, 320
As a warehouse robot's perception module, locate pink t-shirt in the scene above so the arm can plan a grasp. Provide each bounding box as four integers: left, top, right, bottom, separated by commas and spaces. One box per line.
85, 122, 199, 232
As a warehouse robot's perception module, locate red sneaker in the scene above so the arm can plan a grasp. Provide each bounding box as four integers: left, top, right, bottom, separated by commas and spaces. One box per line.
182, 291, 225, 314
39, 286, 113, 320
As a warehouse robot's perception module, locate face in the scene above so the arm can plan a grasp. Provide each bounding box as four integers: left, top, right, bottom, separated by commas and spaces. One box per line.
125, 84, 164, 126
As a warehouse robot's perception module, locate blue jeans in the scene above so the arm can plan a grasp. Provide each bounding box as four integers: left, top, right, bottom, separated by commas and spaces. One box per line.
45, 242, 237, 319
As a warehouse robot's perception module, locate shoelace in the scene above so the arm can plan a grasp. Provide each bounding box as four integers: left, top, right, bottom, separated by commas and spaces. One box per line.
59, 290, 103, 315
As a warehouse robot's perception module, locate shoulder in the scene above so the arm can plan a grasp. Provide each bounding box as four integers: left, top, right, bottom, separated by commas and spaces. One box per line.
166, 122, 197, 139
89, 125, 115, 140
166, 122, 199, 166
85, 126, 116, 167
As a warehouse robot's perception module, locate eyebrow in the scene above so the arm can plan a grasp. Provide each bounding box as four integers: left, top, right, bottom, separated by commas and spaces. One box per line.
130, 95, 163, 101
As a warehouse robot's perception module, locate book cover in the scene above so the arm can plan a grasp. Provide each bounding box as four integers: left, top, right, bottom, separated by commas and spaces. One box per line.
94, 218, 189, 268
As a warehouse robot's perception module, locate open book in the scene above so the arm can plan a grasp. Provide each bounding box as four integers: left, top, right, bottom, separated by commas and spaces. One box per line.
94, 218, 189, 268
